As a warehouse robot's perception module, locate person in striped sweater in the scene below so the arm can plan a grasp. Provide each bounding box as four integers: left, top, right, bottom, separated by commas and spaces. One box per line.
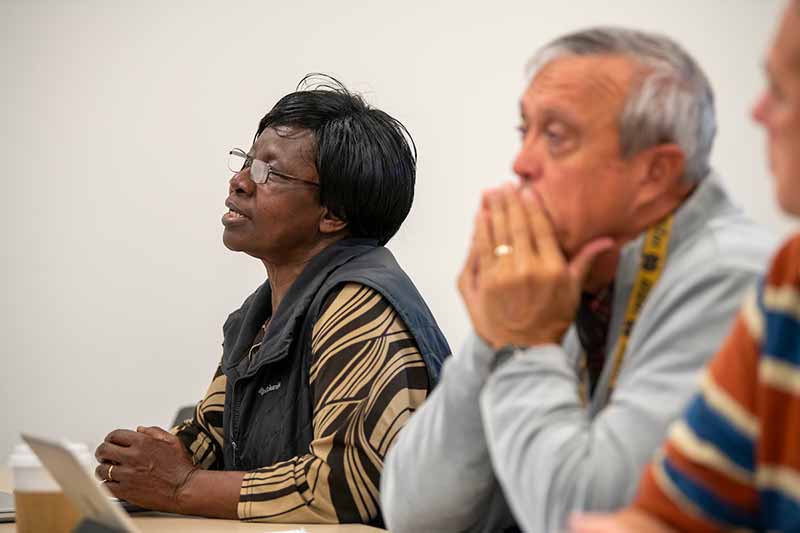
572, 1, 800, 531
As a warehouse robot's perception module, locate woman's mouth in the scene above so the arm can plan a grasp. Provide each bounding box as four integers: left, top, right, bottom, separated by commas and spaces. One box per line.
226, 209, 247, 219
222, 202, 250, 226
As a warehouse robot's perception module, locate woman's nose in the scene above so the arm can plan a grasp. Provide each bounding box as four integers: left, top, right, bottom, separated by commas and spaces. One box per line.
229, 169, 255, 195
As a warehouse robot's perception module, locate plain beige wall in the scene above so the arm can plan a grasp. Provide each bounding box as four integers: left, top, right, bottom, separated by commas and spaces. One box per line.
0, 0, 791, 460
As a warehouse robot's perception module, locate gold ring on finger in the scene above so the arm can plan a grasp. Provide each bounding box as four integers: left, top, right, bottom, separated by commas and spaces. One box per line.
493, 244, 513, 257
107, 464, 115, 482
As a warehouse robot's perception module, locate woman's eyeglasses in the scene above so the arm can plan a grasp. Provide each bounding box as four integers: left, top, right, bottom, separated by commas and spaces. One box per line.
227, 148, 319, 187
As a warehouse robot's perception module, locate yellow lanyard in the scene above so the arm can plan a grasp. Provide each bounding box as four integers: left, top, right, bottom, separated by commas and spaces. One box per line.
578, 215, 674, 407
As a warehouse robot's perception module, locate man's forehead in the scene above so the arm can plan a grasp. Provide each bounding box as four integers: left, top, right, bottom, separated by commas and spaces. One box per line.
774, 2, 800, 74
520, 55, 635, 118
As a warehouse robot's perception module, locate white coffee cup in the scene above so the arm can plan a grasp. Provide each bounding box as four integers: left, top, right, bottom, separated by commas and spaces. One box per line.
9, 441, 94, 533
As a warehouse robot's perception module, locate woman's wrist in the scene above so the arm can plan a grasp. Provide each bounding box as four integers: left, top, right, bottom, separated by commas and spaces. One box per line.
173, 468, 245, 519
173, 465, 201, 515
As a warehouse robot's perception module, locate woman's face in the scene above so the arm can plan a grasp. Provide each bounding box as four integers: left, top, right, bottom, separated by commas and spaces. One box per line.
222, 126, 325, 263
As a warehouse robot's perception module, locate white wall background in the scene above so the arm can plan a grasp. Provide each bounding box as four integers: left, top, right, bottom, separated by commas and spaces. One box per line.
1, 0, 791, 460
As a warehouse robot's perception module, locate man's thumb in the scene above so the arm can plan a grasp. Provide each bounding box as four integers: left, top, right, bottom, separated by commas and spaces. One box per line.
569, 237, 614, 285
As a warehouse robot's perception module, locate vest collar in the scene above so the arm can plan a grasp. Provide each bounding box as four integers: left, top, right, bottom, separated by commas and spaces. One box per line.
222, 238, 379, 377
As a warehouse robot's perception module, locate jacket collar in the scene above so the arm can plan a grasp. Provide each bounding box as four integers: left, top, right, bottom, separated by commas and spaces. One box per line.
618, 171, 736, 272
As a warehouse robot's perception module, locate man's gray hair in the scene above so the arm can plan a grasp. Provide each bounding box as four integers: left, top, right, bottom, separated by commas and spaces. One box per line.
528, 27, 716, 183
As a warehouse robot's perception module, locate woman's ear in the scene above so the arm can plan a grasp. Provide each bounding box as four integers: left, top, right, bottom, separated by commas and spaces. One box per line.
319, 207, 348, 235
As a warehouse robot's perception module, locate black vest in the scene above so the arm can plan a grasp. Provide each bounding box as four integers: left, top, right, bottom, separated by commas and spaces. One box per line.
219, 238, 450, 471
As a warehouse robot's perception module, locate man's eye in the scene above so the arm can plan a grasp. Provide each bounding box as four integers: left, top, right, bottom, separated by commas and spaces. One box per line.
545, 128, 564, 145
517, 125, 529, 137
543, 123, 575, 156
769, 81, 785, 102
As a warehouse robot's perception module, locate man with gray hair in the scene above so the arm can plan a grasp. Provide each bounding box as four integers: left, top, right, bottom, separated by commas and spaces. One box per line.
380, 27, 774, 532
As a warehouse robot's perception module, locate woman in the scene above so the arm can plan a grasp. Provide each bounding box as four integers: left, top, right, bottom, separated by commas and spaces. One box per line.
93, 75, 450, 526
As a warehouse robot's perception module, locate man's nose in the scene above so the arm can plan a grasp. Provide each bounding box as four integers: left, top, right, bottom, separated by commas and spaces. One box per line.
229, 169, 255, 195
751, 90, 769, 126
512, 137, 543, 185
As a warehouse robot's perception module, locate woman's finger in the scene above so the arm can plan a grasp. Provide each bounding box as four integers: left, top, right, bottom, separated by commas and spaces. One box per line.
95, 441, 129, 465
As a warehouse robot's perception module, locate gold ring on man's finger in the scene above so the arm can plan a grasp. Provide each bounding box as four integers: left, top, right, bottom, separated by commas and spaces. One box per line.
493, 244, 513, 257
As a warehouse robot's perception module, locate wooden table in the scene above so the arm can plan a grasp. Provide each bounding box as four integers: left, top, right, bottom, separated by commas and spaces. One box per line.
0, 470, 385, 532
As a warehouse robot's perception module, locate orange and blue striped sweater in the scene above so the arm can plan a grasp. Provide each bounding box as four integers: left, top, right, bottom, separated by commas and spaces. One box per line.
633, 235, 800, 532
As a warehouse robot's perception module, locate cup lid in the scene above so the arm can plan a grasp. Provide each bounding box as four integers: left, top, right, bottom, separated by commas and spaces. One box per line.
8, 441, 91, 468
9, 443, 40, 468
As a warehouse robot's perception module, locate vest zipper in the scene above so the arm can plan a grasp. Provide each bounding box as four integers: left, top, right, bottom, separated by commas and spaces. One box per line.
231, 321, 266, 469
231, 378, 240, 469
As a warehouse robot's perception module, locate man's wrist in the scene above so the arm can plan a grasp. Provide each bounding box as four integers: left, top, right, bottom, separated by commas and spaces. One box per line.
482, 325, 566, 351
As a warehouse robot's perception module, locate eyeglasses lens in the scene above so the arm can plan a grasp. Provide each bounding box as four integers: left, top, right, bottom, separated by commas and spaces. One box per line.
249, 160, 268, 184
228, 151, 246, 173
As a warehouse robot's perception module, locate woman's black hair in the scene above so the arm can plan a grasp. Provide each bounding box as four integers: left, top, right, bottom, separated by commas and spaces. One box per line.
255, 74, 417, 245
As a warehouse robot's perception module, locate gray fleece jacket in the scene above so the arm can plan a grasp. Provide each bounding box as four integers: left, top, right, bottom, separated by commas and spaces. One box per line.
380, 174, 776, 532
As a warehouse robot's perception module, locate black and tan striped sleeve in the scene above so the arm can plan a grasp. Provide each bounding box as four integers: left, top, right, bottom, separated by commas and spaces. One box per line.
238, 282, 430, 523
171, 364, 227, 470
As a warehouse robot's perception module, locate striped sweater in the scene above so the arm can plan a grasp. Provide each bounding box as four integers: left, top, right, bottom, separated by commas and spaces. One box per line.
633, 235, 800, 532
173, 282, 429, 523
